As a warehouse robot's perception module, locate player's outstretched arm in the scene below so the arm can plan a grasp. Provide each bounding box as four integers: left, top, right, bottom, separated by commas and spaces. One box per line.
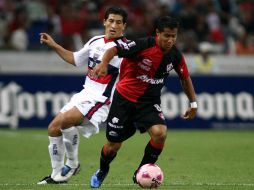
92, 46, 118, 77
39, 33, 75, 65
180, 76, 197, 120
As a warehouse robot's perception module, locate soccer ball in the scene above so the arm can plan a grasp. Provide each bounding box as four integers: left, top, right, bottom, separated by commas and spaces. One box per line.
136, 163, 164, 189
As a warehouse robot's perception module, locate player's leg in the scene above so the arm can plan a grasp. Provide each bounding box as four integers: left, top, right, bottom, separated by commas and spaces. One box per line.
132, 124, 167, 184
90, 125, 136, 188
90, 141, 122, 188
55, 92, 110, 182
139, 124, 167, 166
90, 90, 133, 188
38, 113, 67, 184
132, 102, 167, 183
53, 107, 84, 182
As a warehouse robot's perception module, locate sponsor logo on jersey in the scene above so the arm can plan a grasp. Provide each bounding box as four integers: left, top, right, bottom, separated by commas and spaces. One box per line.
137, 75, 164, 84
109, 131, 118, 137
108, 122, 123, 129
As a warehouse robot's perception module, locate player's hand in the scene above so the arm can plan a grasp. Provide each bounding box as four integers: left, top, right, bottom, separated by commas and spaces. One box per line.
91, 63, 108, 78
39, 33, 56, 47
181, 107, 197, 120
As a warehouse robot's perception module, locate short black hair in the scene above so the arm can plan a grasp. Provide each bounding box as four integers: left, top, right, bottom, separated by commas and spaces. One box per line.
104, 6, 128, 24
155, 16, 179, 32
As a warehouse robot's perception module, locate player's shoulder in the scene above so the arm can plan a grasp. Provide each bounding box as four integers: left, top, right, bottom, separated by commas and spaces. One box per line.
88, 35, 105, 45
114, 36, 156, 53
164, 46, 185, 68
128, 36, 155, 45
169, 45, 183, 61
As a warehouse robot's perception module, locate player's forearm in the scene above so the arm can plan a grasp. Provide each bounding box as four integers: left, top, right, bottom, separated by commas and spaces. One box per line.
52, 43, 75, 65
181, 76, 196, 102
101, 47, 118, 66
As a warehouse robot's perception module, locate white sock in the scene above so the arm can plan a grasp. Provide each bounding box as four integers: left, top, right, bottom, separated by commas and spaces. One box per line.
48, 136, 65, 178
61, 127, 80, 168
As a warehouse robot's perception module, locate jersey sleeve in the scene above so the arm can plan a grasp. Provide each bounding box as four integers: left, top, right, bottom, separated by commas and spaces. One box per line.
173, 50, 190, 79
73, 42, 89, 67
114, 37, 155, 58
73, 36, 103, 67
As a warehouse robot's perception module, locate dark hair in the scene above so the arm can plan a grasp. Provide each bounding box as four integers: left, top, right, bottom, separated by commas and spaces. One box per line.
155, 16, 180, 32
104, 6, 128, 24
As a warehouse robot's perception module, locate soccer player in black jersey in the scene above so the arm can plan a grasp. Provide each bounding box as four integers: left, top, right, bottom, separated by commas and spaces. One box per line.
90, 16, 198, 188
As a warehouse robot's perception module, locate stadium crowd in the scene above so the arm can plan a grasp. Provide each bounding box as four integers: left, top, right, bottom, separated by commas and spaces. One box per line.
0, 0, 253, 54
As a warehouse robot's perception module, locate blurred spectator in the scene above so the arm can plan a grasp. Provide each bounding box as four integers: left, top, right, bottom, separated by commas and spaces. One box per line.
8, 5, 28, 51
194, 42, 216, 73
235, 32, 254, 55
10, 27, 28, 51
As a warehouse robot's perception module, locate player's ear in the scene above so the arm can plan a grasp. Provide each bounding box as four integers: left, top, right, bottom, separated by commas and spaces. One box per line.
103, 19, 106, 26
123, 23, 126, 30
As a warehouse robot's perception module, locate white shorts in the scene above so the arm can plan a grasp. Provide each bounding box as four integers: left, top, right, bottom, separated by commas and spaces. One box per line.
60, 89, 110, 138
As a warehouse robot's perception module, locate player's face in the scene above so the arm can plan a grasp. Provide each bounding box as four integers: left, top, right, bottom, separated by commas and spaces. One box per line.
104, 14, 126, 39
157, 28, 178, 53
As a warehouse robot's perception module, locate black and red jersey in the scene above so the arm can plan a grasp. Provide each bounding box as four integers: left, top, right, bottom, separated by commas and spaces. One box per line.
114, 36, 189, 103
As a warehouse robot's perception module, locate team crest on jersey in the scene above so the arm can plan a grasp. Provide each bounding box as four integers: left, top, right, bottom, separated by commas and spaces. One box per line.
138, 58, 152, 71
166, 63, 173, 72
88, 53, 101, 68
93, 53, 100, 61
112, 117, 119, 123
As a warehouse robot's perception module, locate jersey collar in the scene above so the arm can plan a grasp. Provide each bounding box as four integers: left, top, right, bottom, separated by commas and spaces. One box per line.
104, 37, 114, 43
104, 36, 125, 43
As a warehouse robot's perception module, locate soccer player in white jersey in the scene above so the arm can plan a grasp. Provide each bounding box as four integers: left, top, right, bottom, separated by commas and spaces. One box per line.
37, 7, 128, 184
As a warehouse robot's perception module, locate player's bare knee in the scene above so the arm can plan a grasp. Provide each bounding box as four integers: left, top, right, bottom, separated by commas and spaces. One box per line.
47, 114, 63, 136
48, 122, 62, 136
149, 125, 167, 143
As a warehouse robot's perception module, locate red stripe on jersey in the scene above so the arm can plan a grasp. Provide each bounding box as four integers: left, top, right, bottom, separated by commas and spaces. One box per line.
104, 36, 127, 43
86, 99, 110, 119
104, 37, 114, 43
87, 69, 112, 84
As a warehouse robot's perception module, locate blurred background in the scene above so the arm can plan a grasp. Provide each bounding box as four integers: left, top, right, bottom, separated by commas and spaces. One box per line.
0, 0, 254, 130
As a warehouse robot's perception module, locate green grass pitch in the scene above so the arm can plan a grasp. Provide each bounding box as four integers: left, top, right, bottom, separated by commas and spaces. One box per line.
0, 129, 254, 190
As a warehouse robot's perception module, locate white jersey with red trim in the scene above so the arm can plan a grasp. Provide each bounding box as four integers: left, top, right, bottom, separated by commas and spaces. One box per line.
59, 35, 123, 138
73, 35, 122, 102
